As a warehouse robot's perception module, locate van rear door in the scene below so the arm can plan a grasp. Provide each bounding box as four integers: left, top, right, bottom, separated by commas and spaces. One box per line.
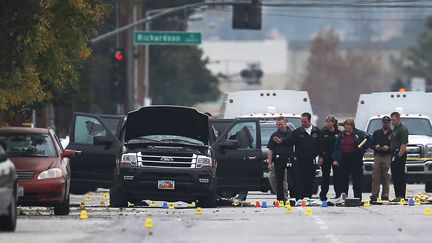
66, 112, 125, 194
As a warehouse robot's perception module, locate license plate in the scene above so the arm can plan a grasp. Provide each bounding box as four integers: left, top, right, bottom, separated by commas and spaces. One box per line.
158, 180, 175, 190
17, 186, 24, 197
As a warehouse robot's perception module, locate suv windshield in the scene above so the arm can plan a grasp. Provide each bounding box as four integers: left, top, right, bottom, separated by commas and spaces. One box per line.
128, 135, 204, 146
0, 133, 57, 157
367, 118, 432, 136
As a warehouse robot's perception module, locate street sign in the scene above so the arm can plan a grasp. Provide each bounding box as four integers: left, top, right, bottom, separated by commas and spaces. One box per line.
134, 31, 201, 45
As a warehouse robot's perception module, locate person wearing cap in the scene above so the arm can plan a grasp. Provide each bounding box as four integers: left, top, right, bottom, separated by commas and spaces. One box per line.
370, 116, 392, 202
319, 115, 341, 201
390, 111, 409, 202
333, 118, 370, 200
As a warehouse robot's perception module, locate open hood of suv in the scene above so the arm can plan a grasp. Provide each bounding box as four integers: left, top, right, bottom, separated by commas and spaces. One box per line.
125, 106, 209, 145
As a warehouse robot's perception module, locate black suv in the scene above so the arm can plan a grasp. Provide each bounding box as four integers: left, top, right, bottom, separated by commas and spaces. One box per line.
67, 106, 267, 207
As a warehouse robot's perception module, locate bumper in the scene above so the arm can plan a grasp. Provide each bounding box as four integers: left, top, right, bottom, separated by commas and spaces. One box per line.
17, 178, 66, 206
363, 160, 432, 183
117, 166, 215, 202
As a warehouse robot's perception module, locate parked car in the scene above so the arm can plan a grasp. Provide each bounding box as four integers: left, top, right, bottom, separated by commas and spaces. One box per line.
0, 144, 17, 231
0, 128, 75, 215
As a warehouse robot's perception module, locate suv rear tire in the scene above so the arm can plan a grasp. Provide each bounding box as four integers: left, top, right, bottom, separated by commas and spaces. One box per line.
426, 182, 432, 193
54, 193, 70, 215
0, 190, 17, 231
198, 181, 217, 208
109, 186, 128, 208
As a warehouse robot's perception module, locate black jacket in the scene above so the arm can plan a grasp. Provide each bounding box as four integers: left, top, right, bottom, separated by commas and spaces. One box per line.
321, 126, 339, 158
286, 126, 323, 160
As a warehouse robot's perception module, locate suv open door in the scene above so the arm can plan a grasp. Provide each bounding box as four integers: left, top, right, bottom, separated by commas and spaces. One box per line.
66, 112, 125, 194
212, 118, 265, 195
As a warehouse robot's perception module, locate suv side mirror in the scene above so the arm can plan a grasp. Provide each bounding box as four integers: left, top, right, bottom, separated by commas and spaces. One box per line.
94, 136, 113, 146
0, 152, 8, 162
62, 149, 75, 158
219, 140, 240, 151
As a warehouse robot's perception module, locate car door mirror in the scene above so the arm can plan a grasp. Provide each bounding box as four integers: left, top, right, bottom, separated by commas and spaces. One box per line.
219, 140, 240, 152
93, 136, 113, 146
62, 149, 75, 158
0, 152, 8, 162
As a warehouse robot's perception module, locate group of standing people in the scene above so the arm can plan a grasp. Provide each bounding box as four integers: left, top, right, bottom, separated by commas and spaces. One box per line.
267, 112, 409, 203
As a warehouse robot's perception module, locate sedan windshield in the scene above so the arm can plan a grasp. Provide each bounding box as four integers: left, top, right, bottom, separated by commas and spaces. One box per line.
0, 133, 57, 157
367, 118, 432, 136
128, 135, 204, 146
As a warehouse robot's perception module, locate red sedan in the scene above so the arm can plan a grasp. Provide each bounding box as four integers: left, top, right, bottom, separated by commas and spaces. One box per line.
0, 127, 74, 215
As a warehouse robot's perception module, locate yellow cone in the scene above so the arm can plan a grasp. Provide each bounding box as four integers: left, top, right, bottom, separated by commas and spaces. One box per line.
285, 205, 293, 213
150, 201, 157, 207
100, 201, 105, 207
145, 218, 153, 228
103, 193, 109, 200
399, 198, 406, 205
363, 200, 371, 207
415, 199, 421, 206
196, 207, 203, 215
168, 203, 175, 209
80, 210, 88, 220
233, 199, 240, 206
305, 208, 313, 216
80, 201, 86, 209
279, 201, 285, 207
85, 194, 91, 201
425, 208, 431, 217
377, 198, 383, 203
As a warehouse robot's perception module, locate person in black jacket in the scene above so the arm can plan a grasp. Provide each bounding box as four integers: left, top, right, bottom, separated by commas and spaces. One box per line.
319, 115, 340, 201
333, 118, 370, 200
274, 112, 323, 200
267, 116, 294, 202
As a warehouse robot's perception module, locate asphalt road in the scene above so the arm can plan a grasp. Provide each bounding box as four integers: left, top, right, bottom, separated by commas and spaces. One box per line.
1, 184, 431, 243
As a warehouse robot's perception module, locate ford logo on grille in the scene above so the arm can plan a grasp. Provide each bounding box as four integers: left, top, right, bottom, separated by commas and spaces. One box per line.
161, 156, 173, 162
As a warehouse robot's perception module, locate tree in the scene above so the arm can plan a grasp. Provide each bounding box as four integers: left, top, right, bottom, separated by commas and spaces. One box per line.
302, 29, 385, 121
0, 0, 109, 123
398, 16, 432, 83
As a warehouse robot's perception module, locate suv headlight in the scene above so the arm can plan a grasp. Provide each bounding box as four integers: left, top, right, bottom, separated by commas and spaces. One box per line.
426, 144, 432, 158
197, 155, 213, 168
121, 153, 137, 166
37, 168, 63, 180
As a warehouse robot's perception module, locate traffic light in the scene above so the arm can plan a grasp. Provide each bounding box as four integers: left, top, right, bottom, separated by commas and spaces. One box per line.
232, 0, 262, 30
111, 48, 126, 103
240, 63, 263, 85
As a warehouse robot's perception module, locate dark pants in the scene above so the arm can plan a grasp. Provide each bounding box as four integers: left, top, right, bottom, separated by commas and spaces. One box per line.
391, 153, 407, 199
340, 152, 363, 199
274, 154, 289, 201
295, 157, 316, 200
287, 166, 298, 199
320, 155, 341, 200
